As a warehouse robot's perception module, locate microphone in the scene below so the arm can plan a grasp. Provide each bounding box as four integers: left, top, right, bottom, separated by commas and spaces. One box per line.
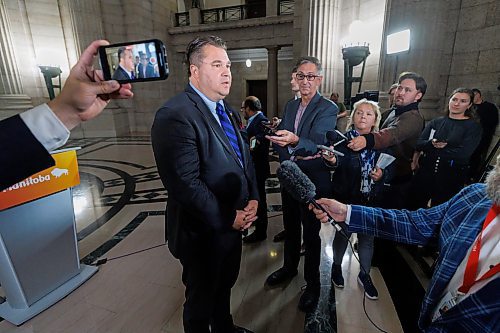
326, 130, 338, 143
326, 130, 347, 146
277, 160, 345, 233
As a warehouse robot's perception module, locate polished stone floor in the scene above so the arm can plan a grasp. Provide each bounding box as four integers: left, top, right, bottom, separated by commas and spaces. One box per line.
0, 136, 430, 333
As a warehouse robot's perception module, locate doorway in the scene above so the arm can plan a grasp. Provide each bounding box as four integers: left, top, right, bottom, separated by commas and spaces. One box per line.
247, 80, 268, 116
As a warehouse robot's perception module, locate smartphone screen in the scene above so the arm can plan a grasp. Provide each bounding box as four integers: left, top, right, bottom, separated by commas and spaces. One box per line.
99, 39, 169, 83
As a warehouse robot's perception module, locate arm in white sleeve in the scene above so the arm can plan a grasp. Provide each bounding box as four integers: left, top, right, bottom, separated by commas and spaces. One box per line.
19, 103, 70, 152
345, 205, 352, 224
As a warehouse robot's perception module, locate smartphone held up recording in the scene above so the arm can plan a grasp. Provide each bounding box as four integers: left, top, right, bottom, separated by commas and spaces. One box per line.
260, 121, 278, 136
99, 39, 169, 83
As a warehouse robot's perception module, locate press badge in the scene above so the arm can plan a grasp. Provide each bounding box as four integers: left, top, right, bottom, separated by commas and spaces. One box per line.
432, 291, 457, 322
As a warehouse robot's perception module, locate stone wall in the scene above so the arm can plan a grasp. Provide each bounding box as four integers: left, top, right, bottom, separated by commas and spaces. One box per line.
1, 0, 498, 143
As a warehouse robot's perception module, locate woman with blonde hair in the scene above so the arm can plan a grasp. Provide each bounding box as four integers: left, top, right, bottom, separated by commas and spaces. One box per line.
321, 98, 393, 300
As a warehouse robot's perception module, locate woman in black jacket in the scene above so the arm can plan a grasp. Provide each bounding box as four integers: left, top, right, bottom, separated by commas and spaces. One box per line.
322, 98, 394, 300
408, 87, 482, 209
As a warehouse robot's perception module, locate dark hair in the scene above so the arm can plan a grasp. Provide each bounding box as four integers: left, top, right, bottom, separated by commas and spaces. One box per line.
117, 47, 127, 61
295, 56, 322, 75
291, 65, 298, 74
388, 83, 398, 94
185, 36, 227, 76
330, 92, 339, 99
243, 96, 262, 112
471, 88, 481, 96
447, 87, 476, 119
398, 72, 427, 101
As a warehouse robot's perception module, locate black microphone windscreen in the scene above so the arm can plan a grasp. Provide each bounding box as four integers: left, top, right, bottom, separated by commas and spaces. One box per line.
277, 160, 316, 203
326, 130, 337, 142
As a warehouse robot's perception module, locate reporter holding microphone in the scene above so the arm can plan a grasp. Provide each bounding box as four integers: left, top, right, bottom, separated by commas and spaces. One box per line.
0, 40, 133, 191
310, 154, 500, 333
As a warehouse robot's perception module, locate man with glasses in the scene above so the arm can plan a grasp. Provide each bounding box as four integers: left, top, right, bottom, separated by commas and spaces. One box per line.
137, 53, 156, 78
348, 71, 427, 209
264, 56, 338, 312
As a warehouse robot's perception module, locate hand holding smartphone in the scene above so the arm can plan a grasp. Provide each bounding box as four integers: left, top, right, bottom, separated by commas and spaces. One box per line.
99, 39, 169, 83
260, 121, 278, 136
317, 145, 345, 157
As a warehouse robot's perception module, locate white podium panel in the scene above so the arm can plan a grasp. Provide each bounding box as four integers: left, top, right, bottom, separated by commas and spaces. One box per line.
0, 183, 98, 325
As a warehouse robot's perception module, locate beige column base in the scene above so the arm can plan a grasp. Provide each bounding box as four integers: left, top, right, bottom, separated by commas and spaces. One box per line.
0, 94, 33, 120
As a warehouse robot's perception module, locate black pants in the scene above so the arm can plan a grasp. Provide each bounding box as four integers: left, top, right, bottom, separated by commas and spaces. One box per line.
407, 156, 468, 210
281, 167, 332, 290
253, 172, 269, 236
180, 231, 242, 333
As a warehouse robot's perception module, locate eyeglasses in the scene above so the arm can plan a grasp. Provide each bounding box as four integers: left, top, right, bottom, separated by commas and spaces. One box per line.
295, 73, 321, 81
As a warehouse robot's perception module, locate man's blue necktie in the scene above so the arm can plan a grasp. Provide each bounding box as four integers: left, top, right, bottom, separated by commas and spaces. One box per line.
215, 103, 243, 164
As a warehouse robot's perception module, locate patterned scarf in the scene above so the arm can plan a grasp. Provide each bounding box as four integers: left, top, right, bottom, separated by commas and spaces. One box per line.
347, 129, 376, 196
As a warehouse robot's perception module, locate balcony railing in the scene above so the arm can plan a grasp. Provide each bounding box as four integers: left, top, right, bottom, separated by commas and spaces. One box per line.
278, 0, 294, 15
201, 2, 266, 24
175, 12, 190, 26
174, 1, 294, 27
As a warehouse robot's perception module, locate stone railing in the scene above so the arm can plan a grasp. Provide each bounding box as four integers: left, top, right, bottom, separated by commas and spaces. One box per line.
174, 0, 294, 27
278, 0, 294, 15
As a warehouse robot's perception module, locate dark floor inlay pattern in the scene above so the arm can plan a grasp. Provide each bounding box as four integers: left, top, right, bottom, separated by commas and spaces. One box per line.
81, 210, 165, 265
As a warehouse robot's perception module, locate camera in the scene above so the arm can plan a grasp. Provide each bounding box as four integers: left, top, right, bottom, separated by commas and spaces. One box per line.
99, 39, 169, 83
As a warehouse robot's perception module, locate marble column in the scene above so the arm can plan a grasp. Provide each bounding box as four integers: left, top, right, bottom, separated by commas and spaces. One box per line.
266, 0, 278, 17
301, 0, 340, 96
266, 46, 280, 118
0, 0, 32, 117
378, 0, 448, 120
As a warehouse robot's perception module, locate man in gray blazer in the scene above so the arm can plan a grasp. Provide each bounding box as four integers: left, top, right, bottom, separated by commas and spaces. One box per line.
265, 56, 338, 312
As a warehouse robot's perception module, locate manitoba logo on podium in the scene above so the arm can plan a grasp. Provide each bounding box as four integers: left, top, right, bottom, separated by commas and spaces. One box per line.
0, 150, 80, 210
0, 148, 97, 326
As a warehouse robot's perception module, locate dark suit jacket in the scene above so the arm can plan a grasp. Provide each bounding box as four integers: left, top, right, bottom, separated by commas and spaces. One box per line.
0, 115, 55, 191
275, 92, 338, 179
245, 112, 270, 179
112, 66, 131, 81
137, 63, 156, 78
151, 85, 259, 258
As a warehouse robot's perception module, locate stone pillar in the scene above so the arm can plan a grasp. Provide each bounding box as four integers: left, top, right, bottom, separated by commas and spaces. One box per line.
301, 0, 339, 96
267, 0, 278, 17
0, 0, 32, 117
378, 0, 449, 120
189, 7, 201, 26
266, 46, 280, 118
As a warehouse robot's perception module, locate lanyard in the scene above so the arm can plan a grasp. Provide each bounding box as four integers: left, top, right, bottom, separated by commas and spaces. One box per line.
458, 204, 500, 294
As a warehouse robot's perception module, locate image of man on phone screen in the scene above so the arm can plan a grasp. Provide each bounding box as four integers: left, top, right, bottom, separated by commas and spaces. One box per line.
112, 47, 135, 80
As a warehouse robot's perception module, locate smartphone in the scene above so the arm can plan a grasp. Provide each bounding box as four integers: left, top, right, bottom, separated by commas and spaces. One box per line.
250, 137, 257, 149
99, 39, 169, 83
317, 145, 345, 157
260, 121, 278, 136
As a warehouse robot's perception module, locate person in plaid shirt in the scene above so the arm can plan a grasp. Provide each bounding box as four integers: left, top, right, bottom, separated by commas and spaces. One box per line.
311, 155, 500, 332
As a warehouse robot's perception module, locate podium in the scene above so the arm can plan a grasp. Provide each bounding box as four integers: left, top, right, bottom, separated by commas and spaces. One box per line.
0, 149, 98, 325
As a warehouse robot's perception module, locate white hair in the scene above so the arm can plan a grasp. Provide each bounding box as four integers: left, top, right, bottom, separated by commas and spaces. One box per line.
485, 154, 500, 205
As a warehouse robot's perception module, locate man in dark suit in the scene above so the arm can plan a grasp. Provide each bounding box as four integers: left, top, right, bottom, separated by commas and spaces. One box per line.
137, 54, 156, 78
241, 96, 270, 243
265, 57, 338, 312
151, 36, 258, 333
1, 40, 133, 191
112, 47, 135, 81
